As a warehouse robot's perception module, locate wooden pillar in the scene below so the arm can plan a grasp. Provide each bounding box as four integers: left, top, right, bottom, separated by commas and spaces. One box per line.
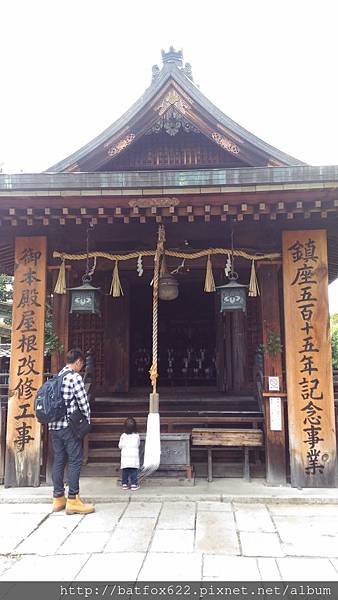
232, 311, 247, 392
282, 230, 337, 488
105, 285, 130, 393
5, 237, 47, 487
224, 313, 233, 392
215, 297, 226, 392
50, 269, 69, 373
258, 262, 287, 485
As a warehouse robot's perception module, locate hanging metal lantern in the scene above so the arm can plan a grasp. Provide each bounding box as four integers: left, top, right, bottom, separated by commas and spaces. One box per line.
217, 275, 247, 313
69, 225, 101, 314
217, 221, 247, 312
158, 255, 179, 301
69, 276, 101, 315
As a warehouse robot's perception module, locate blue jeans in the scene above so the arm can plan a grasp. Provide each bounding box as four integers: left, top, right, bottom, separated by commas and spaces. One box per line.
51, 427, 83, 498
121, 468, 139, 486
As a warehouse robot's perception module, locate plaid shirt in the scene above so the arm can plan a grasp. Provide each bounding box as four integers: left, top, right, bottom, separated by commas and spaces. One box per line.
48, 366, 91, 431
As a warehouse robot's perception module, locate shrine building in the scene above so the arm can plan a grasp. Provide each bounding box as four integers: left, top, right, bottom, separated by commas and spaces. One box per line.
0, 48, 337, 489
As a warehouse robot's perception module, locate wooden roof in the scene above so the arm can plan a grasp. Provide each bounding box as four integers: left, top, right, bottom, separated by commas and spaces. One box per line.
47, 49, 305, 173
2, 164, 336, 193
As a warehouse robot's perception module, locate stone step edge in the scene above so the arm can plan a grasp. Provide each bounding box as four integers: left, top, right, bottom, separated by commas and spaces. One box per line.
1, 494, 338, 504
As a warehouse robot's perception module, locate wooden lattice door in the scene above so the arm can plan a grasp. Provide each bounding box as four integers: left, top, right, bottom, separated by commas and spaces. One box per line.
69, 313, 104, 389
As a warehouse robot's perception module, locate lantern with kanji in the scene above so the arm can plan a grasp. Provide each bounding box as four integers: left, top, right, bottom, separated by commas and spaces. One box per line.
217, 276, 247, 313
69, 276, 101, 315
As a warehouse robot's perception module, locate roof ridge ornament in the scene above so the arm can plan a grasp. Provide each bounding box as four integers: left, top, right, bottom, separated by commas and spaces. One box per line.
151, 48, 194, 85
161, 46, 183, 67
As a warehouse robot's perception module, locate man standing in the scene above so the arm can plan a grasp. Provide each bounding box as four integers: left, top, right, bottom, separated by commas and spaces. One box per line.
49, 348, 95, 514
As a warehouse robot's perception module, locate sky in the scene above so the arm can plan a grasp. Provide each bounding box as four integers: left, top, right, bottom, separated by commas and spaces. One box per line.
0, 0, 337, 310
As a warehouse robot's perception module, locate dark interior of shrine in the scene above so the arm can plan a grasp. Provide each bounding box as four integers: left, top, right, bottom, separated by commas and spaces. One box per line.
130, 278, 216, 388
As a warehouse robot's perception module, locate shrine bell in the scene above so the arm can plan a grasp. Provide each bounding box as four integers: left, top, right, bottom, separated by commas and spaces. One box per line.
69, 278, 101, 315
158, 255, 179, 301
216, 277, 247, 313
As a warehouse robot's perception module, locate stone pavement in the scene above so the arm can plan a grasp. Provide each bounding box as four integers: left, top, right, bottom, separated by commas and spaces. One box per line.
0, 500, 338, 581
2, 477, 338, 503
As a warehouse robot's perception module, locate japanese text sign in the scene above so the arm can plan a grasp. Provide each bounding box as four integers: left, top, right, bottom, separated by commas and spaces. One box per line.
282, 230, 337, 488
5, 237, 47, 487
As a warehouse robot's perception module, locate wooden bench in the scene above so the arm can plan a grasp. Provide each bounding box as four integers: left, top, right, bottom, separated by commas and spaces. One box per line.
192, 428, 264, 482
84, 414, 263, 464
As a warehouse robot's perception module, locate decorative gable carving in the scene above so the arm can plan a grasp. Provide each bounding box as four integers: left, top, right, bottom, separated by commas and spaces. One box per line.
106, 134, 136, 157
155, 89, 191, 116
148, 106, 200, 137
212, 132, 240, 155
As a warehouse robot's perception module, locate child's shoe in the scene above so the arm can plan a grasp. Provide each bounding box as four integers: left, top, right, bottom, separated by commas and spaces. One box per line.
122, 484, 129, 490
130, 484, 140, 491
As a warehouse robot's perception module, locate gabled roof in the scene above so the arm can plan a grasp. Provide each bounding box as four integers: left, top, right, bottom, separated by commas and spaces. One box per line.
47, 49, 305, 173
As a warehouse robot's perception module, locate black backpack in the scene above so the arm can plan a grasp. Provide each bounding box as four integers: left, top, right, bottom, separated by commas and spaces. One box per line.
34, 370, 72, 424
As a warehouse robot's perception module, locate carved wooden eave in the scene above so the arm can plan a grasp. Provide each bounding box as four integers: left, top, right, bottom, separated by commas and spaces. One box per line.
46, 60, 305, 173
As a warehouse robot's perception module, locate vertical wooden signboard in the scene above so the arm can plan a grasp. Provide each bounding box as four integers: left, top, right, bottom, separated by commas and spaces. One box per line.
283, 230, 337, 488
5, 237, 47, 487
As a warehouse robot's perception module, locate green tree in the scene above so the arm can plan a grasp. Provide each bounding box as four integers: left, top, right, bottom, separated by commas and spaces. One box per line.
0, 274, 12, 302
0, 274, 13, 323
331, 314, 338, 370
0, 274, 62, 355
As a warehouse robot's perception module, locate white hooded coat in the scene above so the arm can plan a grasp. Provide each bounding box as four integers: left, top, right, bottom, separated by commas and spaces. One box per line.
118, 432, 140, 469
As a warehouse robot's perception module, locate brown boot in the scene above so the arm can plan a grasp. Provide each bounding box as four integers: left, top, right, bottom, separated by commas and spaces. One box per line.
65, 495, 95, 515
52, 496, 66, 512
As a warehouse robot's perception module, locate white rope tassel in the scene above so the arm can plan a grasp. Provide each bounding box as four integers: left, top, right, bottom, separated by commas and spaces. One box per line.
137, 254, 143, 277
54, 259, 66, 294
142, 413, 161, 478
110, 260, 124, 297
204, 254, 216, 292
248, 259, 260, 297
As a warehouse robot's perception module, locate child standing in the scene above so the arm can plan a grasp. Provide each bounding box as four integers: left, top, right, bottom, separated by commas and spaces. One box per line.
118, 417, 140, 490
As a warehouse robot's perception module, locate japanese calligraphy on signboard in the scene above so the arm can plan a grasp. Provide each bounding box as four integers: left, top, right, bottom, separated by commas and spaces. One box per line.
282, 230, 337, 488
5, 237, 47, 487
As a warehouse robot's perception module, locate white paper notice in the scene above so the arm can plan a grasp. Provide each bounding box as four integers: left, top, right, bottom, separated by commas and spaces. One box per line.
268, 376, 280, 391
269, 397, 282, 431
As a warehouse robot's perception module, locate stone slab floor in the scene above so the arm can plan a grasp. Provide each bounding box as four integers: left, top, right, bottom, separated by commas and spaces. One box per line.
0, 501, 338, 581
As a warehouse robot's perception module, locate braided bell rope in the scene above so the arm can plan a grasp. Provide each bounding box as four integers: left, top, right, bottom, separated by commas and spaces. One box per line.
53, 248, 280, 262
149, 225, 165, 395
